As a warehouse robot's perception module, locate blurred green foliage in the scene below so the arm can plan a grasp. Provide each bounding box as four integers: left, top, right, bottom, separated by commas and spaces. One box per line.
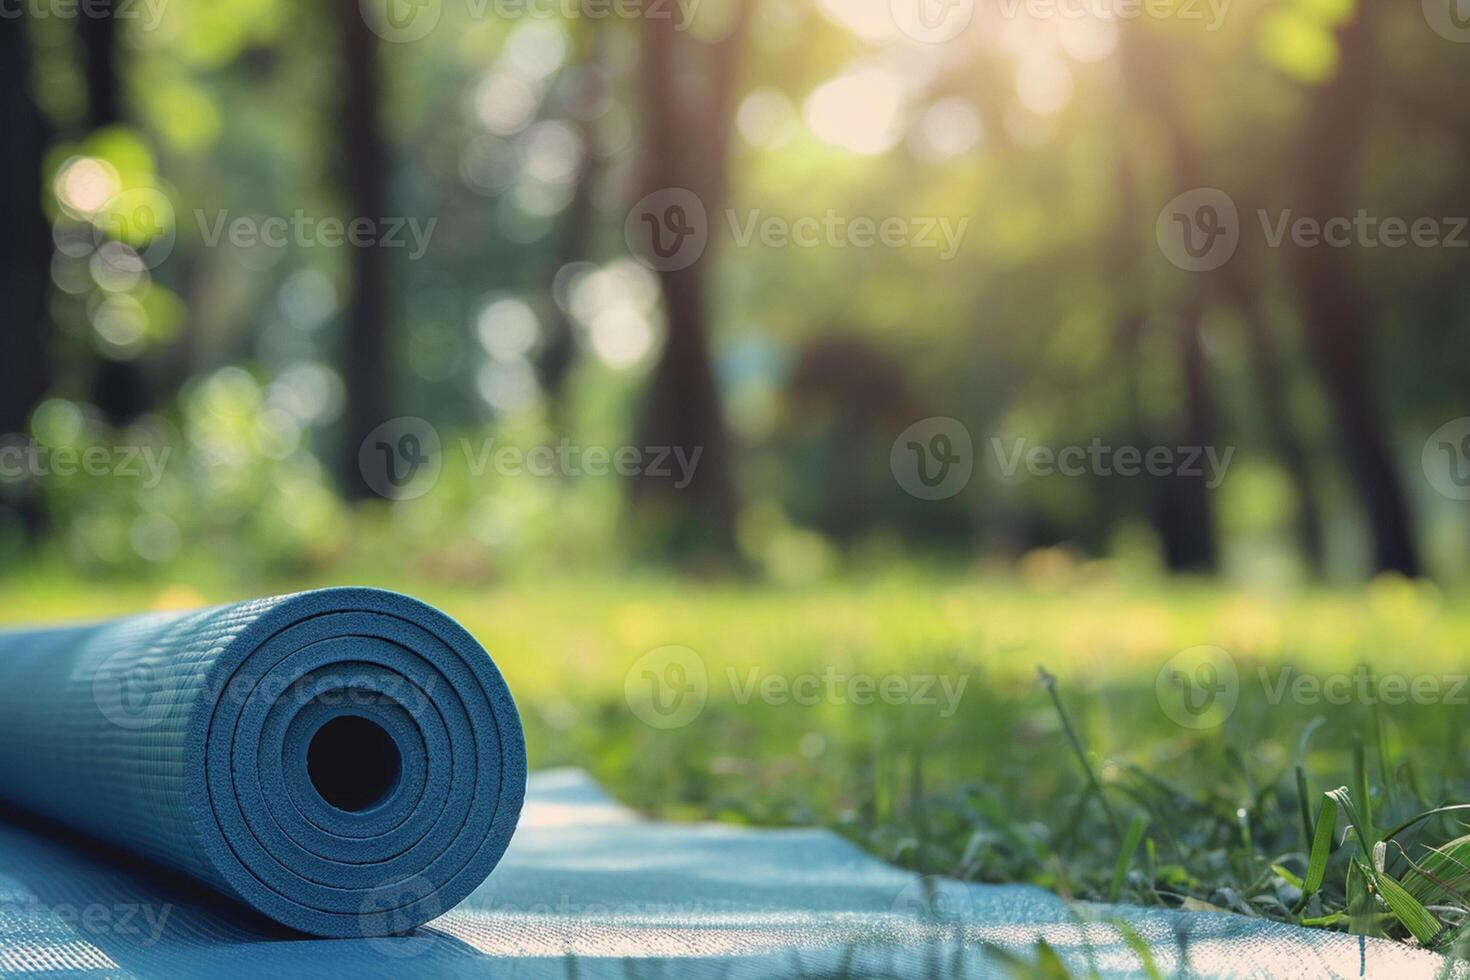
4, 0, 1468, 584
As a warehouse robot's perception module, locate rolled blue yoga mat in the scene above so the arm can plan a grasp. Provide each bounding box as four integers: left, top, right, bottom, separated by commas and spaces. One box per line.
0, 588, 526, 938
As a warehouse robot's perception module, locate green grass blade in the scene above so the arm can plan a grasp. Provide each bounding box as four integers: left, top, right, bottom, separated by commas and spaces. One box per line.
1402, 835, 1470, 904
1326, 786, 1374, 865
1111, 920, 1165, 980
1369, 865, 1443, 945
1303, 790, 1341, 895
1109, 815, 1149, 903
1039, 667, 1123, 842
1381, 804, 1470, 844
1296, 766, 1314, 847
1272, 863, 1305, 889
1353, 741, 1375, 845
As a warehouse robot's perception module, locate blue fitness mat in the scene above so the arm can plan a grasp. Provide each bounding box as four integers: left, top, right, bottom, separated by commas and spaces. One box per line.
0, 589, 526, 939
0, 595, 1463, 978
0, 768, 1465, 979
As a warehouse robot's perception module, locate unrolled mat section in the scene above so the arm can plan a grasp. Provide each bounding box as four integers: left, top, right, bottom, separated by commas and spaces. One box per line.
0, 588, 526, 938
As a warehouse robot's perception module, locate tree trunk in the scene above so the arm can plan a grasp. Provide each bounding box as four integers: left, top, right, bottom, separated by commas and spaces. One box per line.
1215, 251, 1326, 574
1291, 2, 1419, 576
78, 0, 119, 128
0, 11, 53, 537
629, 3, 751, 558
1117, 26, 1219, 573
337, 0, 393, 501
1153, 312, 1218, 571
79, 0, 150, 425
536, 25, 606, 412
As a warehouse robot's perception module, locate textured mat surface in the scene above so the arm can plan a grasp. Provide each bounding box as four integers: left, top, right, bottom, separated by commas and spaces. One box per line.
0, 768, 1465, 978
0, 589, 526, 937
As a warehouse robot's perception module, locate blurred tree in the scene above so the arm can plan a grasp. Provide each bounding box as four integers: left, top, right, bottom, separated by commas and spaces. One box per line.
78, 0, 149, 424
0, 11, 52, 534
629, 1, 752, 558
1291, 2, 1419, 576
535, 23, 607, 414
1120, 25, 1217, 572
337, 0, 392, 500
783, 334, 924, 543
1218, 229, 1327, 574
78, 0, 119, 126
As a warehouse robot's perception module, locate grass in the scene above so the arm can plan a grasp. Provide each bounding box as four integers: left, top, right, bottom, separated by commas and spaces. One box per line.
5, 561, 1470, 962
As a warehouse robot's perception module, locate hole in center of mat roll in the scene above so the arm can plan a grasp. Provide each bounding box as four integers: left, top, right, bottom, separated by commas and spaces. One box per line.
306, 714, 403, 813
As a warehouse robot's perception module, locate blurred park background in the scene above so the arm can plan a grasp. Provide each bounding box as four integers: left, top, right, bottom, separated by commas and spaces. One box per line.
5, 0, 1470, 938
3, 0, 1469, 587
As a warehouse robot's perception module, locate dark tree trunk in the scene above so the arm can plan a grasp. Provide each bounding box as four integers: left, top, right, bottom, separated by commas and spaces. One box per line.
1290, 3, 1419, 577
79, 0, 150, 425
78, 0, 119, 127
337, 0, 393, 500
537, 25, 607, 412
629, 2, 751, 557
1118, 26, 1219, 573
0, 11, 53, 536
1216, 251, 1327, 574
1153, 313, 1219, 571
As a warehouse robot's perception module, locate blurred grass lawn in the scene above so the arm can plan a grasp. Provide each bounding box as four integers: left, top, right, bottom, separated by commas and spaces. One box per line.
5, 565, 1470, 935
